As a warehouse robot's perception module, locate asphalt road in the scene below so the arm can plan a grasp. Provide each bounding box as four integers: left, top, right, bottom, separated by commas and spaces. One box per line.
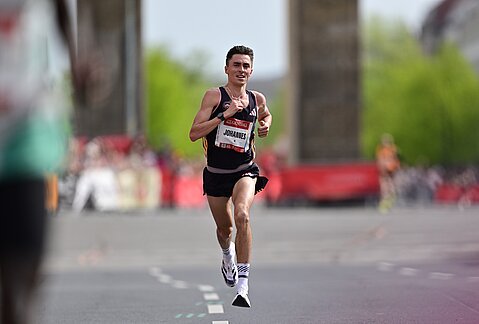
34, 205, 479, 323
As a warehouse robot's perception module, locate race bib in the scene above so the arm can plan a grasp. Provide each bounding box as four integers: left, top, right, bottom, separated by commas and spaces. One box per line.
215, 118, 253, 153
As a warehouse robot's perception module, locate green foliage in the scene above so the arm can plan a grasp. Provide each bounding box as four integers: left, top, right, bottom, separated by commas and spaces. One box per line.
255, 88, 285, 150
145, 47, 212, 157
362, 18, 479, 165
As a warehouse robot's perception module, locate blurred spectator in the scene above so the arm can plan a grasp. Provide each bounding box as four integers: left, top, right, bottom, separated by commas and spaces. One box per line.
376, 134, 400, 212
71, 139, 119, 212
455, 167, 478, 209
58, 137, 85, 209
258, 149, 282, 206
425, 166, 443, 201
117, 134, 161, 210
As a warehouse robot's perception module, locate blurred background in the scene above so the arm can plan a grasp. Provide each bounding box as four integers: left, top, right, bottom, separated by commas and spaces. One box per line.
49, 0, 479, 213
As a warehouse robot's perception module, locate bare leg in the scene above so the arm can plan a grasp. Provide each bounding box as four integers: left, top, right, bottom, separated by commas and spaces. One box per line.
231, 177, 256, 263
207, 196, 233, 250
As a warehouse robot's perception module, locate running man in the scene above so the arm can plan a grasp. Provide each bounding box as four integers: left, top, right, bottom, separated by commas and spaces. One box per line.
189, 45, 272, 307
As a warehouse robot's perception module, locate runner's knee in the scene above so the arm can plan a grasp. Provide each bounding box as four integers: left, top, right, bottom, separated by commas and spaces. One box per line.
217, 226, 233, 241
234, 205, 250, 228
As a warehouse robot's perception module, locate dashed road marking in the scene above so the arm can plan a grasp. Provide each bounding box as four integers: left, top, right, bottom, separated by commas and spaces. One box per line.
207, 304, 224, 314
175, 313, 208, 318
172, 280, 189, 289
158, 274, 172, 284
377, 262, 395, 272
399, 267, 418, 276
204, 293, 220, 301
198, 284, 215, 292
377, 262, 478, 283
428, 272, 454, 280
149, 266, 161, 277
150, 267, 228, 322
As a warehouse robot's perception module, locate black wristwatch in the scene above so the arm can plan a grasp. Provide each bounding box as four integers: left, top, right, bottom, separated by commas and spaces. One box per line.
217, 112, 225, 121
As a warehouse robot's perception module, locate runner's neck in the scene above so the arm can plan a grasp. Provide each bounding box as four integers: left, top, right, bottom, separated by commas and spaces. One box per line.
225, 85, 247, 100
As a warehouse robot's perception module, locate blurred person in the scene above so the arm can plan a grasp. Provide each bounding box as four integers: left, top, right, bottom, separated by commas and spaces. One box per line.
0, 0, 103, 321
129, 135, 160, 209
117, 134, 160, 210
424, 166, 443, 203
257, 149, 282, 206
376, 133, 400, 213
189, 45, 272, 308
71, 139, 119, 212
456, 167, 478, 210
0, 0, 76, 323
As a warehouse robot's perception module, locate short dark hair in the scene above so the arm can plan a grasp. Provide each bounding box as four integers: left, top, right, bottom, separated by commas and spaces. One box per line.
226, 45, 254, 66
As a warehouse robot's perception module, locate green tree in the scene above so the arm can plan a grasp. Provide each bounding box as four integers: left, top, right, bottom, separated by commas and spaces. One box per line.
145, 47, 212, 157
362, 18, 479, 165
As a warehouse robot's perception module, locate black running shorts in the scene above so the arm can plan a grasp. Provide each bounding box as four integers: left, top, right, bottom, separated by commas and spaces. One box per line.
203, 163, 268, 197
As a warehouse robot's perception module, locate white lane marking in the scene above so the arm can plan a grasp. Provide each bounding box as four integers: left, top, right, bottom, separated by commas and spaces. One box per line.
148, 268, 227, 320
399, 267, 418, 276
149, 267, 162, 277
198, 285, 215, 292
429, 272, 455, 280
204, 293, 220, 301
207, 304, 224, 314
172, 280, 189, 289
467, 277, 479, 282
158, 274, 172, 284
377, 262, 395, 272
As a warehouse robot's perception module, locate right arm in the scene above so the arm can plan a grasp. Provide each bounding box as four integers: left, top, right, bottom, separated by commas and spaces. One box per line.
189, 88, 243, 142
189, 88, 221, 142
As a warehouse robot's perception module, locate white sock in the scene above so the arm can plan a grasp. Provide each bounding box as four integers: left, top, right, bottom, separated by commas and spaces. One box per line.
222, 243, 234, 262
237, 263, 250, 294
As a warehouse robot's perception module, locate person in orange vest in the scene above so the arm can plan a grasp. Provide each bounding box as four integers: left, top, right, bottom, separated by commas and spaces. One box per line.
376, 134, 400, 212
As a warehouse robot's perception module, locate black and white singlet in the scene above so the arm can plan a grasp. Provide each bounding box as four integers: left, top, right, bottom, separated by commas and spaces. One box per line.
203, 87, 258, 173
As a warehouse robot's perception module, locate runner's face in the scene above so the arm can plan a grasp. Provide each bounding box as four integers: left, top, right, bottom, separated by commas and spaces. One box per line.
225, 54, 253, 86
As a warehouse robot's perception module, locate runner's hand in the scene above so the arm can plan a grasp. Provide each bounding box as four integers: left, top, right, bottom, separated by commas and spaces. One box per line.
225, 99, 243, 118
258, 120, 269, 137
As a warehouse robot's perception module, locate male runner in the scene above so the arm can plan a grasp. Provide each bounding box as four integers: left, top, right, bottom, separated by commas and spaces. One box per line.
189, 45, 272, 307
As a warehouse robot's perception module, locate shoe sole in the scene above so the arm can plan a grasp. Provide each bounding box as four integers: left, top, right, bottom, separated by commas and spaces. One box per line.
232, 294, 251, 308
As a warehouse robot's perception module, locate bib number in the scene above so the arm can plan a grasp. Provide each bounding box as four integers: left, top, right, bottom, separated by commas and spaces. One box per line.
215, 118, 253, 153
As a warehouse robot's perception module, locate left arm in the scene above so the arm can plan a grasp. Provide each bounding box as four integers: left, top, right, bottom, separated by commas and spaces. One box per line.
253, 91, 272, 138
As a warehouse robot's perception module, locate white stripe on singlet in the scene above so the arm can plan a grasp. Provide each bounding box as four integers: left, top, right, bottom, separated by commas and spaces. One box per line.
206, 161, 253, 174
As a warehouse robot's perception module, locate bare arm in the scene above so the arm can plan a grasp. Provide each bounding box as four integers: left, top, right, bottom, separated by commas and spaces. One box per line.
253, 91, 272, 138
189, 88, 246, 142
189, 89, 222, 142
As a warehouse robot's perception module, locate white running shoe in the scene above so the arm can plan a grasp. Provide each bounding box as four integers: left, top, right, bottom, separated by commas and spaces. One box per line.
221, 243, 238, 287
232, 287, 251, 308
